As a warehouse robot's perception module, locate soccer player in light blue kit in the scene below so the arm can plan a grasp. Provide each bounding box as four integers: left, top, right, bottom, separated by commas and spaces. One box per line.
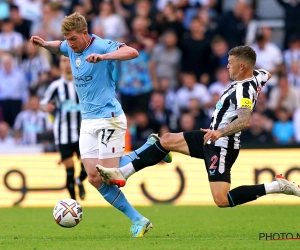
30, 12, 167, 237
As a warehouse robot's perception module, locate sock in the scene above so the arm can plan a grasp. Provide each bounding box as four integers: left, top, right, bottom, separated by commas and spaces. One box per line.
227, 184, 266, 207
264, 181, 280, 194
98, 183, 143, 222
119, 162, 135, 179
79, 163, 87, 182
66, 167, 76, 200
131, 141, 170, 172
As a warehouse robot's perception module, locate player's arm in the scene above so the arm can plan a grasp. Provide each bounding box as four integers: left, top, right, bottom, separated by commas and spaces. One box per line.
86, 45, 139, 63
30, 36, 62, 55
218, 108, 251, 137
201, 109, 251, 145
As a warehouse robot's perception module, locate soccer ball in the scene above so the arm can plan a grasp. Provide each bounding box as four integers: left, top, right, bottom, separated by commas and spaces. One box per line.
53, 198, 83, 228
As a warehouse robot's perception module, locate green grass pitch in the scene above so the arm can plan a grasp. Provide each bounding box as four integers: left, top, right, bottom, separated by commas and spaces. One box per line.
1, 205, 299, 250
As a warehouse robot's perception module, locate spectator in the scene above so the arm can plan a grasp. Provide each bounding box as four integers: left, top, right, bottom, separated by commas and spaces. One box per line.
179, 17, 211, 81
13, 95, 53, 146
10, 4, 32, 40
30, 2, 64, 41
276, 0, 300, 49
268, 74, 300, 117
157, 77, 178, 115
156, 0, 187, 12
253, 91, 276, 126
0, 53, 29, 127
91, 1, 128, 41
149, 30, 181, 89
214, 0, 248, 48
293, 106, 300, 143
186, 97, 211, 129
148, 91, 178, 132
272, 107, 295, 145
157, 3, 186, 40
130, 15, 156, 51
208, 35, 230, 81
283, 35, 300, 73
0, 18, 24, 58
208, 66, 231, 97
129, 109, 166, 149
21, 39, 51, 93
176, 71, 211, 113
118, 37, 154, 113
287, 61, 300, 91
129, 0, 158, 36
13, 0, 43, 23
0, 121, 16, 146
241, 111, 274, 148
178, 112, 197, 131
251, 27, 284, 90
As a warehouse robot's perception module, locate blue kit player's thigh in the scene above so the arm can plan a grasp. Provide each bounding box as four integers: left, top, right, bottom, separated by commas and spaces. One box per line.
203, 145, 239, 183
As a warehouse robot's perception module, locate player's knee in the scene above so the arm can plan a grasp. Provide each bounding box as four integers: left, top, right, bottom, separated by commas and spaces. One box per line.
87, 174, 101, 188
213, 195, 230, 208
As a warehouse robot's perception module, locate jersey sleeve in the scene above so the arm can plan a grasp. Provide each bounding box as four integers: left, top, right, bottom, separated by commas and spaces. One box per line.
104, 40, 125, 54
40, 82, 58, 106
236, 82, 255, 110
60, 40, 69, 57
254, 69, 270, 87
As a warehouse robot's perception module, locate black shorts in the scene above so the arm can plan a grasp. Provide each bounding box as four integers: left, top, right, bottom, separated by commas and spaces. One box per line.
57, 142, 80, 161
183, 131, 239, 183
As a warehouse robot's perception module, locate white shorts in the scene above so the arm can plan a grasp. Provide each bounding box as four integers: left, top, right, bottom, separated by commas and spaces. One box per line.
79, 113, 127, 159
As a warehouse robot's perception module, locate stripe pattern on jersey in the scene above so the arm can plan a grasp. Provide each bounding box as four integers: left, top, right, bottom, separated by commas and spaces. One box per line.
40, 77, 81, 145
210, 70, 269, 149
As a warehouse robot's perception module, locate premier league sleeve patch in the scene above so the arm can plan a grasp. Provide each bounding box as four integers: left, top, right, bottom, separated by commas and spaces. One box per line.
240, 98, 252, 109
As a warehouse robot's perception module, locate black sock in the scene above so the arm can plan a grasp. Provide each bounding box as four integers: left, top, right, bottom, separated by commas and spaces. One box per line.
66, 167, 76, 200
227, 184, 266, 207
132, 141, 170, 172
79, 163, 87, 182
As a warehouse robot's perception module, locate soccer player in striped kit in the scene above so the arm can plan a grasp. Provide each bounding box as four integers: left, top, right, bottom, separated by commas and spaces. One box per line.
40, 55, 87, 201
99, 45, 300, 208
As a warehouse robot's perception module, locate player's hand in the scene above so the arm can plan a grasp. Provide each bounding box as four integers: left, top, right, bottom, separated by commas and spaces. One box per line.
45, 102, 56, 113
85, 54, 104, 63
30, 36, 46, 47
200, 128, 222, 145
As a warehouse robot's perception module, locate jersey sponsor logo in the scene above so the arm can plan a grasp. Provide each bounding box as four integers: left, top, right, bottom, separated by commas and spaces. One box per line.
240, 98, 252, 109
216, 101, 223, 110
74, 76, 93, 83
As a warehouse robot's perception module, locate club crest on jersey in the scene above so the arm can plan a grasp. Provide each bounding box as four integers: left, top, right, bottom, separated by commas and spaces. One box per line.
76, 57, 81, 67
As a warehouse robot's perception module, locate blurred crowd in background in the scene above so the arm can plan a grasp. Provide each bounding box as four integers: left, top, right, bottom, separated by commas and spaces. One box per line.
0, 0, 300, 152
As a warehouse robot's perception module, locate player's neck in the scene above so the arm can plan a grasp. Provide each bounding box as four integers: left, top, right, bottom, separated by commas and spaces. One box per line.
236, 71, 253, 81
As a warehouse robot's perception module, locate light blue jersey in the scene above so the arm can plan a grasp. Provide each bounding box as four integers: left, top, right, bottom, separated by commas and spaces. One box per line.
60, 34, 124, 119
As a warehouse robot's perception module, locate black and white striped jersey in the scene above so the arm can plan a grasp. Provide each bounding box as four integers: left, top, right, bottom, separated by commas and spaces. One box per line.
210, 69, 269, 149
40, 77, 81, 145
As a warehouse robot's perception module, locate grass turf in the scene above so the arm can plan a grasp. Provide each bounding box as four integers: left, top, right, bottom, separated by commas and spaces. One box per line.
0, 205, 299, 250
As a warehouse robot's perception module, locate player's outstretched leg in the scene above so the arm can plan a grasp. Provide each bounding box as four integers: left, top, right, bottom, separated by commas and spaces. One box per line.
98, 182, 152, 237
96, 133, 171, 187
66, 167, 76, 200
227, 174, 300, 207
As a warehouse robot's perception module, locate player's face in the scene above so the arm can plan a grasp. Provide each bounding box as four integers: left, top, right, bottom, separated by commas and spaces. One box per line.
227, 55, 240, 80
60, 56, 72, 74
64, 30, 89, 53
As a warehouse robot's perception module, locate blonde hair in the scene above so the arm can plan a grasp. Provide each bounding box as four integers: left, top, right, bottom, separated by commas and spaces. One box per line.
61, 12, 87, 35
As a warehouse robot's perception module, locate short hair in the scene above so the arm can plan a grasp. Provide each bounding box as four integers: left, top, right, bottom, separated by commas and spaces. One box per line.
61, 12, 87, 35
228, 45, 256, 68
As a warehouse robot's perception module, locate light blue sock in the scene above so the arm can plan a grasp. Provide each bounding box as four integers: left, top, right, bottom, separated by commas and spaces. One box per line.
98, 183, 143, 222
119, 140, 152, 167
